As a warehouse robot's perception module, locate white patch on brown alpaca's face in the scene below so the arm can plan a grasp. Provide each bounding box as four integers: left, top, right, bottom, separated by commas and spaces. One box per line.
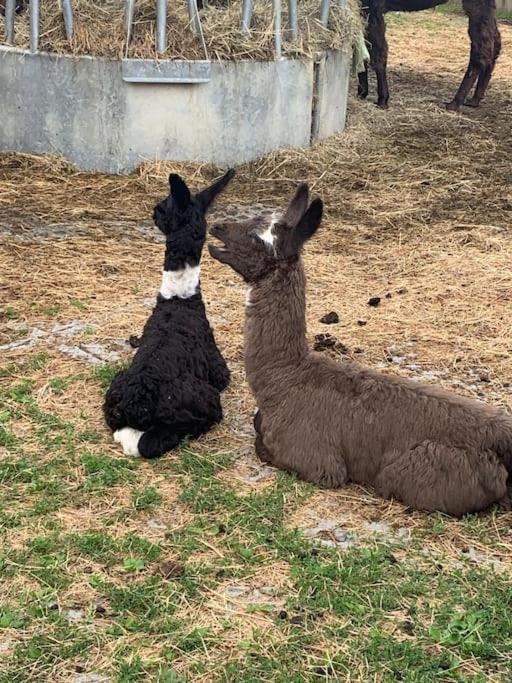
160, 264, 200, 299
114, 427, 143, 457
258, 213, 279, 252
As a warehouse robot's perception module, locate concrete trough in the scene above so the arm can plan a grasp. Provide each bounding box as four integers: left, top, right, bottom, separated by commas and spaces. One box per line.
0, 46, 350, 173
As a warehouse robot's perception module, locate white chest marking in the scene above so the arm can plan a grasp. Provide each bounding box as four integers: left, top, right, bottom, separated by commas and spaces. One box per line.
160, 264, 200, 299
245, 287, 253, 307
113, 427, 144, 458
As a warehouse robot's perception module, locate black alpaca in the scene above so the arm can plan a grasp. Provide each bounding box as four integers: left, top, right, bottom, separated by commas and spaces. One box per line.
104, 170, 234, 459
358, 0, 501, 111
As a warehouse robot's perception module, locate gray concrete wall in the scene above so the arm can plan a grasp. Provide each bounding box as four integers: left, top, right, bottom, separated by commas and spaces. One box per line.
312, 50, 351, 141
0, 46, 350, 173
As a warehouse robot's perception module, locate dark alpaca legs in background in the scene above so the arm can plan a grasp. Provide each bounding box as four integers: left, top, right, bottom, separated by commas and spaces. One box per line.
359, 0, 390, 108
360, 0, 501, 111
446, 1, 501, 110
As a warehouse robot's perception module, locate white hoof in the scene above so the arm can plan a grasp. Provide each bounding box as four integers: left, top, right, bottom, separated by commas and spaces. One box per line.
113, 427, 144, 457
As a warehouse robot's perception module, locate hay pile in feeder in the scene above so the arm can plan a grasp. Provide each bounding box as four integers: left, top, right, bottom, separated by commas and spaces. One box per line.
0, 0, 363, 60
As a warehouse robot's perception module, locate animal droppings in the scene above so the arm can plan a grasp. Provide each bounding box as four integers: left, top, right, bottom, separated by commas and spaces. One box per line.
320, 311, 339, 324
157, 560, 185, 579
402, 620, 415, 635
357, 319, 368, 326
368, 296, 381, 307
314, 333, 336, 351
128, 335, 141, 348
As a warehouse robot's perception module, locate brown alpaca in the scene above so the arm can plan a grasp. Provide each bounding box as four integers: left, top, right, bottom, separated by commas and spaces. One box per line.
209, 184, 512, 517
358, 0, 502, 110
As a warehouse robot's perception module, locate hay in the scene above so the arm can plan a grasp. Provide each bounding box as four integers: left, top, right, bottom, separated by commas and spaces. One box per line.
0, 0, 362, 60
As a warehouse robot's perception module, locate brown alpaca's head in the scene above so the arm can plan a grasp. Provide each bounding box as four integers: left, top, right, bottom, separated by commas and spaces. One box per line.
208, 183, 323, 283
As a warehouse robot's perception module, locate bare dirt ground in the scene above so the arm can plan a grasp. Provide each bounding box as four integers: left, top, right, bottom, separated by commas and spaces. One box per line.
0, 12, 511, 683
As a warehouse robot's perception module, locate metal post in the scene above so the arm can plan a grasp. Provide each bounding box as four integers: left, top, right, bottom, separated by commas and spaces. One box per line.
273, 0, 282, 59
187, 0, 201, 35
320, 0, 330, 27
4, 0, 16, 45
29, 0, 40, 52
287, 0, 297, 40
156, 0, 167, 53
61, 0, 74, 42
241, 0, 253, 33
125, 0, 136, 46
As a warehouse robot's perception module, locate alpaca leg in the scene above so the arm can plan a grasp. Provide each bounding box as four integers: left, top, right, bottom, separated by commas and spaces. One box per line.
446, 64, 480, 112
138, 425, 182, 459
465, 28, 501, 107
255, 433, 274, 464
114, 426, 144, 457
464, 67, 491, 107
375, 441, 508, 516
366, 2, 389, 108
156, 380, 223, 442
375, 66, 390, 109
254, 410, 348, 488
358, 64, 369, 100
254, 410, 273, 463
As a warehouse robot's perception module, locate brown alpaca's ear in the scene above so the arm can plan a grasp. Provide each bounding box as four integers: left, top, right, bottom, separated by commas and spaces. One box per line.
283, 183, 310, 228
292, 198, 323, 248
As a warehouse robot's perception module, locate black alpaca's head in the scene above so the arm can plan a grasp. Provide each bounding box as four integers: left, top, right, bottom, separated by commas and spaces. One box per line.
153, 169, 235, 272
153, 169, 235, 300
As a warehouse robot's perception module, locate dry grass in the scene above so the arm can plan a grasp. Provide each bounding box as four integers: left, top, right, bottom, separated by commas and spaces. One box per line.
0, 0, 361, 60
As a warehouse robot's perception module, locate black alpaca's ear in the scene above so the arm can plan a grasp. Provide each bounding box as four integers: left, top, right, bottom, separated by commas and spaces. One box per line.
197, 168, 235, 212
169, 174, 191, 211
292, 198, 323, 248
283, 182, 310, 228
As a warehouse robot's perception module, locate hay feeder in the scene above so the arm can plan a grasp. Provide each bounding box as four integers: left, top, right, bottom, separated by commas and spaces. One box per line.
0, 0, 357, 172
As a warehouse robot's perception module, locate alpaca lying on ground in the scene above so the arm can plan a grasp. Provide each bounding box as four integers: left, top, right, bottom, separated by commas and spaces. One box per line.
209, 183, 512, 516
104, 170, 234, 459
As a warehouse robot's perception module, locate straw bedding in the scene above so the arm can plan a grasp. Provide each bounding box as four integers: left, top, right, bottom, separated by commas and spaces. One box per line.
0, 0, 362, 60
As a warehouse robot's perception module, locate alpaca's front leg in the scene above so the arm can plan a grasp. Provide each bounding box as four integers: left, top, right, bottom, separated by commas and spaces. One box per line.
464, 27, 501, 107
254, 410, 348, 488
254, 410, 274, 464
366, 1, 390, 108
446, 63, 480, 111
358, 64, 370, 100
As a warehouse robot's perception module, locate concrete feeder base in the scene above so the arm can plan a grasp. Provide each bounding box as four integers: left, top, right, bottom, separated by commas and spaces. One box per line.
0, 46, 350, 173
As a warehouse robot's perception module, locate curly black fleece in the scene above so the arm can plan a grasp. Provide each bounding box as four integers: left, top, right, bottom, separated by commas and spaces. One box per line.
103, 170, 234, 458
